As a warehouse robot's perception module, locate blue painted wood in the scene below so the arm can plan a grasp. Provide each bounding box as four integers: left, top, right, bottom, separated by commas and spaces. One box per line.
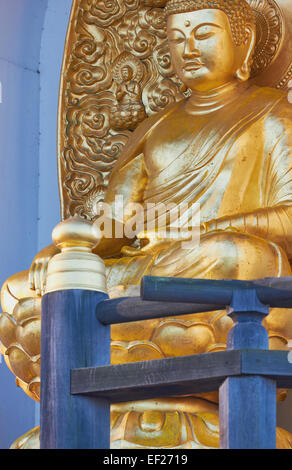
219, 376, 276, 449
227, 289, 270, 350
47, 277, 292, 449
241, 350, 292, 386
97, 296, 219, 324
95, 277, 292, 327
71, 349, 292, 402
71, 350, 242, 400
220, 288, 276, 449
141, 276, 292, 308
40, 290, 110, 449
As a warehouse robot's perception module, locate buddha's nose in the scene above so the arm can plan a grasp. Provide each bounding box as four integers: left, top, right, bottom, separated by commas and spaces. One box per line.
183, 36, 200, 59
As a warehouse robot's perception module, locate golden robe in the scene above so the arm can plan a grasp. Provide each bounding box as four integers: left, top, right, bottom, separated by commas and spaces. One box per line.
105, 85, 292, 297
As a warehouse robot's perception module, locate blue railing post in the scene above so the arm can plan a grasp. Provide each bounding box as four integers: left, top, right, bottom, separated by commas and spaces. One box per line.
219, 288, 276, 449
40, 217, 110, 449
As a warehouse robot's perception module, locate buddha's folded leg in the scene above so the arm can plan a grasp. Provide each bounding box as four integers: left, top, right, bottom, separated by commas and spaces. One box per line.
106, 229, 292, 288
151, 230, 291, 280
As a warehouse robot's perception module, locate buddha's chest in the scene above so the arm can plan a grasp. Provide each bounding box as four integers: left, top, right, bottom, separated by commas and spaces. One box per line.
144, 111, 207, 176
142, 109, 265, 215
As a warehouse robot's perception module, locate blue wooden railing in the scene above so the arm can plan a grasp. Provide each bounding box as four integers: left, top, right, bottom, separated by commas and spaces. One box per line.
40, 276, 292, 449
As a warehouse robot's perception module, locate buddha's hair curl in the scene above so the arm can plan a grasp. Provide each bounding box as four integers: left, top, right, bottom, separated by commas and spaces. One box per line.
165, 0, 255, 46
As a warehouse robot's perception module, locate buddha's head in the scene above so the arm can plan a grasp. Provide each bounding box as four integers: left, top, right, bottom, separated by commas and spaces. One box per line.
165, 0, 256, 92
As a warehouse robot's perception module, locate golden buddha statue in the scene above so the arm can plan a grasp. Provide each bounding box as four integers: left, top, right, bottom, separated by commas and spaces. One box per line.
2, 0, 292, 449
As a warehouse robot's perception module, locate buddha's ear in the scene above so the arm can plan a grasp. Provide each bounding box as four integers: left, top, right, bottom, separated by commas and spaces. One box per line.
235, 25, 256, 82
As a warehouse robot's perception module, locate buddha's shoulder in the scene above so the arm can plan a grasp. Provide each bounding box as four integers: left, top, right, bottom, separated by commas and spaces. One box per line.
112, 99, 186, 171
131, 99, 185, 137
251, 85, 292, 120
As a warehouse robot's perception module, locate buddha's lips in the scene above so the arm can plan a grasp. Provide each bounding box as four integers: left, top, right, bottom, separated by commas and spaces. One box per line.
183, 60, 203, 71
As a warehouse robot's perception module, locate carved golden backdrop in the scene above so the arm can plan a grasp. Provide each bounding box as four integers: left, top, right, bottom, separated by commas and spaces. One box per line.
58, 0, 292, 221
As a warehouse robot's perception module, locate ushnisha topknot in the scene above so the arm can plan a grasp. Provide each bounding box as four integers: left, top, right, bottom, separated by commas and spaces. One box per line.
165, 0, 255, 46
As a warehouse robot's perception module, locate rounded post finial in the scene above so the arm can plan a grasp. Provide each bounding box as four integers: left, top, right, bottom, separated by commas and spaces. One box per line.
52, 215, 101, 253
45, 216, 107, 294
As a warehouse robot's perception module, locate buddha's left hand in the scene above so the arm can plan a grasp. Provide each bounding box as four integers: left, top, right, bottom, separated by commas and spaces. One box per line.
121, 228, 199, 256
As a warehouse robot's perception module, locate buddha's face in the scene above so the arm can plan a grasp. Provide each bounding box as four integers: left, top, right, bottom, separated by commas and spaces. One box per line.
167, 9, 244, 92
121, 66, 133, 82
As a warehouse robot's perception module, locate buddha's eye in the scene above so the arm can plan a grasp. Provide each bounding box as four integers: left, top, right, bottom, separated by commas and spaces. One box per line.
169, 35, 184, 44
195, 25, 219, 40
168, 29, 185, 44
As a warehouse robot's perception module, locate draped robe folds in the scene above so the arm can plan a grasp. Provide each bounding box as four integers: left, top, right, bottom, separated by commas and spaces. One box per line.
103, 84, 292, 345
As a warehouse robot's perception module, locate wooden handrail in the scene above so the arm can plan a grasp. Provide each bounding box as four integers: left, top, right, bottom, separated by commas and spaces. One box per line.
40, 275, 292, 449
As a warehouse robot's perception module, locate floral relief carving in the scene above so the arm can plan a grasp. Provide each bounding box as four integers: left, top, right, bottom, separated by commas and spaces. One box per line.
247, 0, 283, 77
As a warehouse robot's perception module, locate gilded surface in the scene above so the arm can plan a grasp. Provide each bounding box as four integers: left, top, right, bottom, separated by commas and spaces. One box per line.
10, 421, 292, 450
58, 0, 184, 219
249, 0, 283, 78
2, 0, 292, 449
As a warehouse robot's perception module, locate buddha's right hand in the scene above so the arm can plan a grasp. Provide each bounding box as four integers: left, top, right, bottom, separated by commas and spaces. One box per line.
28, 244, 60, 296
